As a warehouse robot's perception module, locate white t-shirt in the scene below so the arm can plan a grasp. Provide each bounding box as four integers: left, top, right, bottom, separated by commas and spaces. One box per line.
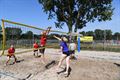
69, 43, 76, 51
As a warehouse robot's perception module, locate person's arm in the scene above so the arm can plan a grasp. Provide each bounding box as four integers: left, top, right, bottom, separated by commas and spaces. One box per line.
33, 44, 34, 47
46, 27, 51, 35
53, 35, 61, 41
74, 43, 77, 50
13, 48, 15, 53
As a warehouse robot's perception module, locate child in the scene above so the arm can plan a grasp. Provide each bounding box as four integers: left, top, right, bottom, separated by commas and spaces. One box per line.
39, 27, 51, 63
6, 45, 17, 65
53, 35, 71, 75
33, 41, 39, 57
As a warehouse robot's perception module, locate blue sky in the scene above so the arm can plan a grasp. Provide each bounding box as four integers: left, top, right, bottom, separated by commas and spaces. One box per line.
0, 0, 120, 33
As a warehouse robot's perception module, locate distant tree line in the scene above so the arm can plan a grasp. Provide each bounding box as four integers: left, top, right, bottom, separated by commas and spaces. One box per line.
80, 29, 120, 40
0, 27, 120, 41
0, 27, 62, 40
0, 25, 2, 40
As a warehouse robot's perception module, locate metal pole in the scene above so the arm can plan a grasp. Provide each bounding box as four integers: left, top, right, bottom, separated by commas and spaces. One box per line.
103, 30, 106, 50
1, 19, 6, 56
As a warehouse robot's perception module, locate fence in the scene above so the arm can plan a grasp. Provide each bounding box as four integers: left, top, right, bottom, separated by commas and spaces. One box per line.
81, 40, 120, 52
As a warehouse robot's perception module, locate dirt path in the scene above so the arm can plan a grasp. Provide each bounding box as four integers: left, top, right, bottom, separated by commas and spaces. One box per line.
0, 49, 120, 80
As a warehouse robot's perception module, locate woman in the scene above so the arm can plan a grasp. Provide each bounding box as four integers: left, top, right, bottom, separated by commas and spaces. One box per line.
53, 35, 71, 75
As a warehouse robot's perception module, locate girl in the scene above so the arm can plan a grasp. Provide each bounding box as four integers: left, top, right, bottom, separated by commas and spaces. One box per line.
33, 41, 39, 57
39, 27, 51, 63
53, 35, 71, 75
6, 45, 17, 65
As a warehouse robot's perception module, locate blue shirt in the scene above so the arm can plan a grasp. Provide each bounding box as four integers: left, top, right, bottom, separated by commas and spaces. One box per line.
60, 41, 69, 52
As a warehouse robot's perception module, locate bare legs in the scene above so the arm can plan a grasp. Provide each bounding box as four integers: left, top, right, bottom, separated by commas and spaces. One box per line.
6, 54, 17, 65
6, 57, 10, 65
41, 53, 45, 64
57, 54, 70, 74
13, 55, 17, 64
65, 56, 70, 74
33, 50, 38, 57
57, 54, 66, 68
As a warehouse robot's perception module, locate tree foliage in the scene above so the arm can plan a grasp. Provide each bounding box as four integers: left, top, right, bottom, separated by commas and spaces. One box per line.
21, 31, 34, 39
94, 29, 104, 40
0, 25, 1, 32
86, 31, 94, 36
0, 25, 2, 40
79, 29, 113, 40
79, 31, 86, 36
25, 31, 34, 39
39, 0, 113, 32
113, 32, 120, 40
105, 30, 112, 40
5, 27, 22, 40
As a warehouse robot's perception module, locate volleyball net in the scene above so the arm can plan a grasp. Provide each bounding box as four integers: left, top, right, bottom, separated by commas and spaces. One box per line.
0, 19, 72, 55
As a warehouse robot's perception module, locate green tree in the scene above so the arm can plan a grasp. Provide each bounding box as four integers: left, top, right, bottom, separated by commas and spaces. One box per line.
94, 29, 104, 40
105, 30, 112, 40
5, 27, 22, 40
79, 31, 86, 36
21, 31, 34, 39
0, 25, 2, 40
113, 32, 120, 40
25, 31, 33, 39
86, 31, 94, 36
39, 0, 113, 32
0, 25, 2, 32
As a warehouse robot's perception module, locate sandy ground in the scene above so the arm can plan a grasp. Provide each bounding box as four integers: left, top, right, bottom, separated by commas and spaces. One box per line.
0, 49, 120, 80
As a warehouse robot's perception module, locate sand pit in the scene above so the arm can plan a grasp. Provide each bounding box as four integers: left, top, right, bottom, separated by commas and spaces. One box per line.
0, 49, 120, 80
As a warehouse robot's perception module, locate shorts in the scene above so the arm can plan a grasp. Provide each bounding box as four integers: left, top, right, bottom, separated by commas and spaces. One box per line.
7, 53, 14, 57
34, 48, 38, 52
63, 51, 71, 56
39, 46, 45, 54
34, 50, 38, 52
69, 50, 75, 54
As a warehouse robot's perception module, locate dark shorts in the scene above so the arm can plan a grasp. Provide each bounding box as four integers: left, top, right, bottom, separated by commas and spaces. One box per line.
39, 46, 45, 54
63, 51, 71, 56
34, 49, 38, 52
69, 50, 75, 54
7, 53, 14, 58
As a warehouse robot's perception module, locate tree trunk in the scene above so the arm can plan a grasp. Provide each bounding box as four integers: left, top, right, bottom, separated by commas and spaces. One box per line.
67, 22, 72, 33
67, 23, 72, 42
74, 26, 77, 32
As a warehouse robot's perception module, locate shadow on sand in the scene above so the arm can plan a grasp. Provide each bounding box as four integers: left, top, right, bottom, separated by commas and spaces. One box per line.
57, 67, 72, 77
9, 59, 24, 65
45, 60, 57, 69
114, 63, 120, 67
45, 60, 72, 77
